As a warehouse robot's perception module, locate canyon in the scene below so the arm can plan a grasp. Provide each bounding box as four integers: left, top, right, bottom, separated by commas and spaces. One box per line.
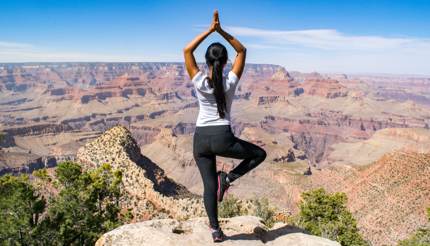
1, 62, 429, 245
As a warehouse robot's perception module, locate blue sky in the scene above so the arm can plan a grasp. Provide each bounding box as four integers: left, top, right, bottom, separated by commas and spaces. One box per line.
1, 0, 429, 75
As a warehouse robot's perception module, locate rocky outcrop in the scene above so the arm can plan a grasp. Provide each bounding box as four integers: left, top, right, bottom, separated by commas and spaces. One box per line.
95, 215, 340, 246
308, 79, 348, 98
76, 126, 256, 222
76, 125, 204, 221
257, 96, 290, 105
286, 148, 296, 162
272, 148, 299, 163
271, 67, 292, 82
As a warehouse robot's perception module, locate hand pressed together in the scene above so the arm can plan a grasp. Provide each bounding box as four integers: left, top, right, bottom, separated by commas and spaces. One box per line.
209, 10, 221, 33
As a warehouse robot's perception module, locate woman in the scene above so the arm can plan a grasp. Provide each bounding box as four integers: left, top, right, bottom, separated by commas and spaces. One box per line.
183, 10, 267, 243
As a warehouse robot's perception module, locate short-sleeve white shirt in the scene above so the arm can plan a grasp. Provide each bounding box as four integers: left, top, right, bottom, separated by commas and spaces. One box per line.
192, 70, 240, 126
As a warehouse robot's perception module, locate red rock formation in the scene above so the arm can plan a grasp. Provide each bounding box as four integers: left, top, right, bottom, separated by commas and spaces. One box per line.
307, 151, 430, 245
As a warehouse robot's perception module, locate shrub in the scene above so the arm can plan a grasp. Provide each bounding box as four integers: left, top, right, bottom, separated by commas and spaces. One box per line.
218, 194, 244, 218
251, 196, 277, 228
0, 174, 46, 244
0, 161, 126, 245
218, 194, 277, 228
292, 187, 369, 246
397, 207, 430, 245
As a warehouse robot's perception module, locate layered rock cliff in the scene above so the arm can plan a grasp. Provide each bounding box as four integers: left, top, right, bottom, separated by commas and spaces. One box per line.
76, 125, 257, 222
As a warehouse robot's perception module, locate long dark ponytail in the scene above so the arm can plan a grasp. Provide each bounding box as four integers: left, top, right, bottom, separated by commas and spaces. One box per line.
205, 42, 228, 118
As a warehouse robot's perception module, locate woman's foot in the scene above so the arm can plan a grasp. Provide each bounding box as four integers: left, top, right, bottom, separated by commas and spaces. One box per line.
217, 171, 231, 202
210, 226, 227, 242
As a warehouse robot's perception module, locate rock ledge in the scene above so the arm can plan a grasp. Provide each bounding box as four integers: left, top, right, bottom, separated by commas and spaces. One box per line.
95, 215, 340, 246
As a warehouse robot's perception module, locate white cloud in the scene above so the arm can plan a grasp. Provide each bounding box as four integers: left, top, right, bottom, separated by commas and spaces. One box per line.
219, 25, 430, 75
224, 26, 430, 50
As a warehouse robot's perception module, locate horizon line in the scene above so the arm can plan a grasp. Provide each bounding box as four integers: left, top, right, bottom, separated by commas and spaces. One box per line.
0, 61, 429, 77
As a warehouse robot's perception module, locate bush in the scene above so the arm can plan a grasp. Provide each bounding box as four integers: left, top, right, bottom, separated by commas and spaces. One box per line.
397, 207, 430, 245
251, 196, 277, 228
218, 194, 244, 218
292, 187, 369, 246
0, 174, 46, 244
218, 194, 277, 228
0, 161, 127, 245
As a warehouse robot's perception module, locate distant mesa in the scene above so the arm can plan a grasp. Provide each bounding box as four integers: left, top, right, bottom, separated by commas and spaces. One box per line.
271, 67, 293, 81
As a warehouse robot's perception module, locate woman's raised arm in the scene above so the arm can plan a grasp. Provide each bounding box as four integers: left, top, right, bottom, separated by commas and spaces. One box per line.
216, 21, 246, 79
183, 10, 219, 80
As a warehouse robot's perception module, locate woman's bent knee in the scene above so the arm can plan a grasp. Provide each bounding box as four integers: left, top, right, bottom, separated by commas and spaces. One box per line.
255, 148, 267, 162
249, 148, 266, 169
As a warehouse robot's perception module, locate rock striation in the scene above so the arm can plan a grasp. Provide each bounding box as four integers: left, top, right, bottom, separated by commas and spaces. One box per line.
308, 150, 430, 245
76, 125, 256, 222
95, 215, 341, 246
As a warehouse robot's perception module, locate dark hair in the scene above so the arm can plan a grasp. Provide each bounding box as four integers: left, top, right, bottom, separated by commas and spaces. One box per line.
205, 42, 228, 118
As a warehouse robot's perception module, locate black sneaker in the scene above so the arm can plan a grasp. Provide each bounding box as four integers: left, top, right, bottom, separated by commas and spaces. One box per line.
209, 226, 226, 243
217, 171, 231, 202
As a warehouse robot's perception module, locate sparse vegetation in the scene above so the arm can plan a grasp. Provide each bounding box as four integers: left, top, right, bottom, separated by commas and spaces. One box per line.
0, 161, 128, 245
33, 168, 51, 182
251, 196, 277, 228
218, 194, 278, 229
397, 207, 430, 246
289, 187, 369, 246
218, 194, 246, 218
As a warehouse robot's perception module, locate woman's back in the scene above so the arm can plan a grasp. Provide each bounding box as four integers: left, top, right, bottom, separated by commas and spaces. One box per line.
192, 70, 240, 126
183, 10, 264, 243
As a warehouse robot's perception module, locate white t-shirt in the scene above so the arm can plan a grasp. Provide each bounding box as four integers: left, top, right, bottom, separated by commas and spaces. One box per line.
192, 70, 240, 126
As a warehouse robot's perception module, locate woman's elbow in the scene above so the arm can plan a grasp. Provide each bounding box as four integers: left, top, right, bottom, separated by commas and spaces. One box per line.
183, 47, 192, 54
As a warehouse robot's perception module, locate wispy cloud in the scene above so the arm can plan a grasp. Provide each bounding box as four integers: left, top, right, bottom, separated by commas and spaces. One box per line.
224, 26, 430, 51
191, 25, 430, 75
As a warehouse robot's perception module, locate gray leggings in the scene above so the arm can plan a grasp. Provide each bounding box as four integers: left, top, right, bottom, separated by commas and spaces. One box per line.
193, 124, 267, 229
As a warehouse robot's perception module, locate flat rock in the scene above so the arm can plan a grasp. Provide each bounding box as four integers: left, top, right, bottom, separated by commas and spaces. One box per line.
95, 215, 340, 246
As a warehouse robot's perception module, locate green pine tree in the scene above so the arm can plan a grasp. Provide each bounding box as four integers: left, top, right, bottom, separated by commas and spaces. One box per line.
292, 187, 369, 246
0, 161, 128, 245
0, 174, 46, 244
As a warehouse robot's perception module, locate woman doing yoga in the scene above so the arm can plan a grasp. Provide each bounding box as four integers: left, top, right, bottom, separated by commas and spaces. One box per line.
183, 10, 267, 243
